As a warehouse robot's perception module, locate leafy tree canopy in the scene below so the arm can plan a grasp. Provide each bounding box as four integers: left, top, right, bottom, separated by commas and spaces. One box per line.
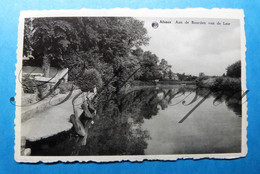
226, 60, 241, 78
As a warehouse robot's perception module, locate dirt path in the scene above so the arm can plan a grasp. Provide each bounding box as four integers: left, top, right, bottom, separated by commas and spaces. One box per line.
21, 90, 83, 141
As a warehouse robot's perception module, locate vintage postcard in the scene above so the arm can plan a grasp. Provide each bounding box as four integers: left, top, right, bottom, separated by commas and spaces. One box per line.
15, 8, 247, 163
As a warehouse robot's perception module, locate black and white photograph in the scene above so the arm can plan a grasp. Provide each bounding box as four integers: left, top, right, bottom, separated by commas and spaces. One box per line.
15, 9, 247, 162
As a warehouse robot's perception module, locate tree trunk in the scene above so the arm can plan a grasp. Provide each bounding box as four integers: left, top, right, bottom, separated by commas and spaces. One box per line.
42, 54, 51, 77
38, 54, 51, 98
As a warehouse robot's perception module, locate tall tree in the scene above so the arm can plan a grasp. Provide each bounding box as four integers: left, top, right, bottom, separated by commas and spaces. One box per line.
23, 18, 80, 77
137, 51, 161, 80
159, 59, 172, 80
226, 60, 241, 78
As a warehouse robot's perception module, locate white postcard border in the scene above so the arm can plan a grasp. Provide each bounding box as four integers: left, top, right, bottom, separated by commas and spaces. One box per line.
15, 8, 247, 163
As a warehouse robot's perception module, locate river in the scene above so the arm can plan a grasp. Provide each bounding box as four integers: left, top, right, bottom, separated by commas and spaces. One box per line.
26, 85, 242, 156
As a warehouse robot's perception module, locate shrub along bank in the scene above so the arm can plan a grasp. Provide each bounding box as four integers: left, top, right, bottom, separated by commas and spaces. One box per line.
196, 60, 241, 91
196, 76, 241, 91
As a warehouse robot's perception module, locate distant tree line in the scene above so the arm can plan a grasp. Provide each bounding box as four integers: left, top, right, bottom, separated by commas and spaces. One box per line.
176, 73, 197, 81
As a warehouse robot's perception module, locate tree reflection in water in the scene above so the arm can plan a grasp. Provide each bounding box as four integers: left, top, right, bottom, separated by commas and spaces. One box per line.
194, 88, 242, 116
26, 86, 242, 156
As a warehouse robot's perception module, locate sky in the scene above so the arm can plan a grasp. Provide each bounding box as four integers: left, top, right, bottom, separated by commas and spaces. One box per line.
138, 17, 241, 76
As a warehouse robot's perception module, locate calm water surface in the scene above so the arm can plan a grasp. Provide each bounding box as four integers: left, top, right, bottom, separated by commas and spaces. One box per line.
27, 86, 242, 155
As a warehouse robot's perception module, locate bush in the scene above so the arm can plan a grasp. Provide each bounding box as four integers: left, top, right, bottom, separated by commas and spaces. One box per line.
76, 68, 103, 92
226, 60, 241, 78
22, 75, 37, 93
58, 83, 74, 94
220, 77, 241, 91
196, 76, 241, 91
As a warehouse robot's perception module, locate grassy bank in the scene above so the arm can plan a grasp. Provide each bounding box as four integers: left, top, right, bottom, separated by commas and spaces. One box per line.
131, 80, 196, 86
196, 76, 241, 91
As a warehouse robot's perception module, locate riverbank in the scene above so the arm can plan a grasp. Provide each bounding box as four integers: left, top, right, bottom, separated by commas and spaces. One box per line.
21, 90, 82, 142
120, 81, 196, 94
21, 89, 79, 122
131, 80, 196, 86
196, 76, 241, 91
